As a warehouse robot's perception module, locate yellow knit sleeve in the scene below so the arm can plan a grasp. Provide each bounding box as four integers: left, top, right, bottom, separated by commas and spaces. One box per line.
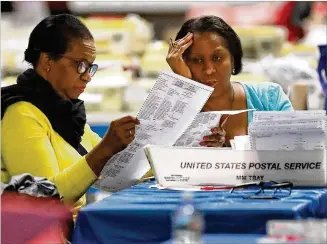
83, 123, 154, 181
84, 123, 103, 147
1, 102, 97, 202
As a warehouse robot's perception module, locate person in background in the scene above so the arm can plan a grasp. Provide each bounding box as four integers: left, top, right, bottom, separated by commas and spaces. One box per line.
274, 1, 313, 42
166, 15, 293, 147
1, 14, 139, 219
47, 1, 72, 15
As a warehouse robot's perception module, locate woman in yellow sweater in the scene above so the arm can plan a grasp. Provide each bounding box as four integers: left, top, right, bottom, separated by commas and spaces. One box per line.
1, 14, 139, 219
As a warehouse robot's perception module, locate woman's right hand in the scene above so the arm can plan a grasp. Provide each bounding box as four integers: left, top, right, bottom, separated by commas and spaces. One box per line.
102, 116, 140, 155
166, 32, 193, 79
86, 116, 140, 177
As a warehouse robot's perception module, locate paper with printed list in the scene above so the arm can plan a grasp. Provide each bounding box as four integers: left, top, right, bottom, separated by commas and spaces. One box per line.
174, 109, 255, 147
93, 71, 214, 192
249, 110, 327, 150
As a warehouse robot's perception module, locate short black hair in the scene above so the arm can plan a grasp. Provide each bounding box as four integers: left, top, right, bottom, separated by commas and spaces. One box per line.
175, 15, 243, 75
24, 14, 93, 67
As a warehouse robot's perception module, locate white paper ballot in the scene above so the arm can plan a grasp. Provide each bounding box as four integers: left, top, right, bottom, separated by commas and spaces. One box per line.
252, 131, 326, 151
250, 111, 327, 150
249, 118, 327, 133
149, 184, 230, 191
174, 109, 255, 147
233, 135, 251, 150
253, 110, 326, 122
93, 71, 214, 192
230, 139, 236, 150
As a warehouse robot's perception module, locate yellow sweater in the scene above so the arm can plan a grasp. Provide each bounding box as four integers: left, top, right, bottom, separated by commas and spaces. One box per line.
1, 101, 102, 219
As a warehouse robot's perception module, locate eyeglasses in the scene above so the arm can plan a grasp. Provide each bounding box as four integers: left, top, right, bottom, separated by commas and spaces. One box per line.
229, 180, 293, 199
60, 54, 98, 77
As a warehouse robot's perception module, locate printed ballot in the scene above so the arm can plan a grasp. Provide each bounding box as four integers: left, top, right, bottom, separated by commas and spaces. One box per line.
174, 109, 254, 147
93, 71, 214, 192
249, 110, 327, 150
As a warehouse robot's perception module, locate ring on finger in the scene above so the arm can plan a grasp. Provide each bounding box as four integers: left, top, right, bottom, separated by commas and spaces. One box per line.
169, 38, 177, 48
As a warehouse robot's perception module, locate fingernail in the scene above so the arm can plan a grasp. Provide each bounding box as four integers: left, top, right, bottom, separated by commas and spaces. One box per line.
211, 128, 216, 133
203, 136, 208, 140
199, 141, 205, 146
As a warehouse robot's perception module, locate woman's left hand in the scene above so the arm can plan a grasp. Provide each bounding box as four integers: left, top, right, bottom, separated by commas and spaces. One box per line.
199, 115, 230, 147
200, 127, 226, 147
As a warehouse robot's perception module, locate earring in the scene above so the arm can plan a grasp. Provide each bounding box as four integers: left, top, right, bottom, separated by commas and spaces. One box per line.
46, 68, 50, 72
232, 68, 235, 75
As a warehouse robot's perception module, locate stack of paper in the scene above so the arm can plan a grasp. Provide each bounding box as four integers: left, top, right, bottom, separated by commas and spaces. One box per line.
249, 111, 327, 150
230, 135, 251, 150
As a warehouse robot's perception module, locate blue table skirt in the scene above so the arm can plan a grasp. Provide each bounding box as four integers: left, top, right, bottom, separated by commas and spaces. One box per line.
73, 182, 327, 244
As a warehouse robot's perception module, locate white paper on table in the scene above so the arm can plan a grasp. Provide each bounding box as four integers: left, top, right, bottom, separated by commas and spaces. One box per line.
253, 110, 326, 122
249, 117, 327, 150
249, 118, 327, 134
93, 70, 214, 192
233, 135, 251, 150
230, 139, 236, 150
173, 109, 255, 147
149, 184, 201, 191
149, 184, 229, 191
251, 131, 327, 151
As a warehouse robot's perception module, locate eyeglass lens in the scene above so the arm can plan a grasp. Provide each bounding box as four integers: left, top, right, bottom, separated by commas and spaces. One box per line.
77, 61, 98, 77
